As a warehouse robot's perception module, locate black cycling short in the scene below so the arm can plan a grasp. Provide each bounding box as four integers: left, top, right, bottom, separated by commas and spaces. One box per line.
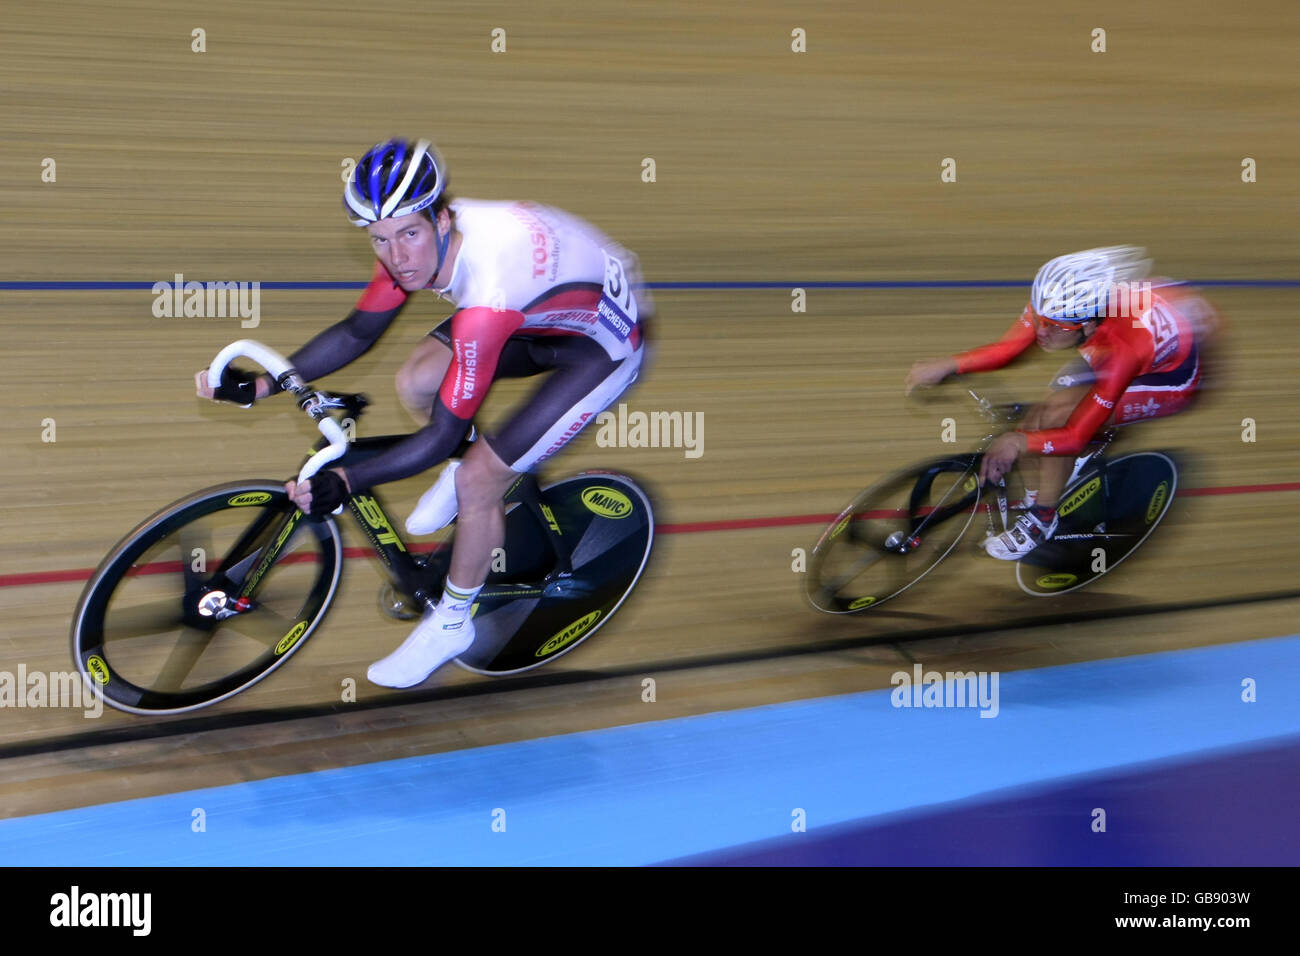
428, 319, 644, 471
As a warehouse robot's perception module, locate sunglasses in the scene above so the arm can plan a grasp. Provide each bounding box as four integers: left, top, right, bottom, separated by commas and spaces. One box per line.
1038, 315, 1087, 331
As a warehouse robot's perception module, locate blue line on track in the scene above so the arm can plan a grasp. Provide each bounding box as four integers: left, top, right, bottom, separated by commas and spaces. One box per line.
1, 634, 1297, 865
3, 279, 1299, 291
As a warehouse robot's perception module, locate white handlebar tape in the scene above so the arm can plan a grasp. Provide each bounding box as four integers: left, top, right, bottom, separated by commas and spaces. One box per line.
208, 340, 351, 513
209, 339, 293, 384
298, 419, 348, 485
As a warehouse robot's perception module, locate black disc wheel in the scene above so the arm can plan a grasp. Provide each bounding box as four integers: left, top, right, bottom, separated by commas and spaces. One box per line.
452, 472, 654, 675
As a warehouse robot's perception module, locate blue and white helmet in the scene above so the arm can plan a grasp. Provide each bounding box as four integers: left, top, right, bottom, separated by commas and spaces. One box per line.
344, 138, 447, 226
1031, 246, 1152, 323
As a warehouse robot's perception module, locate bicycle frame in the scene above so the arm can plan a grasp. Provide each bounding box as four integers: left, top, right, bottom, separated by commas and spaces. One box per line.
77, 339, 650, 713
220, 429, 576, 621
960, 385, 1120, 543
199, 335, 579, 623
809, 383, 1166, 614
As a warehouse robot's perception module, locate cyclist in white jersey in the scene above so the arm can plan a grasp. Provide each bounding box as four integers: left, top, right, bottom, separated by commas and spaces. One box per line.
196, 139, 651, 687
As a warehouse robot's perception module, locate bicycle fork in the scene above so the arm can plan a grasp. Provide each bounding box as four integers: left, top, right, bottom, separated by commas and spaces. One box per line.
896, 461, 984, 553
168, 504, 305, 628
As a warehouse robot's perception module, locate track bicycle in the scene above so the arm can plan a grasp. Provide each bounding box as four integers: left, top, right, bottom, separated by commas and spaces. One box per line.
72, 340, 655, 714
805, 384, 1177, 613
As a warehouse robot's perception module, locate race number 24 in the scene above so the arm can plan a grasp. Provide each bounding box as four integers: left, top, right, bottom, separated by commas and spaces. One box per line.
1140, 305, 1180, 367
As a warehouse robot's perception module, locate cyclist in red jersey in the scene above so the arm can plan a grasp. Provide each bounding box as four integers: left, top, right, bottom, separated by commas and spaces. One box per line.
905, 246, 1218, 560
196, 139, 651, 686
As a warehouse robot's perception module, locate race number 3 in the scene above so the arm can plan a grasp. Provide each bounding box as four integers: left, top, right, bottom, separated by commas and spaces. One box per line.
602, 250, 639, 326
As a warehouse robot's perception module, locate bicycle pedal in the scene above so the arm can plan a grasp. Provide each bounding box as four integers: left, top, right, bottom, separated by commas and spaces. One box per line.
378, 582, 421, 621
543, 575, 595, 598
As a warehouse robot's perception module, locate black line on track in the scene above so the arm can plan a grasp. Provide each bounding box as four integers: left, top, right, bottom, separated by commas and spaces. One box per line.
5, 586, 1299, 762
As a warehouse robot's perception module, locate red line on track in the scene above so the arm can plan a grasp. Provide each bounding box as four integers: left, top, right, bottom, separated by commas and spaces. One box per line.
1180, 482, 1300, 497
5, 481, 1298, 589
657, 513, 836, 534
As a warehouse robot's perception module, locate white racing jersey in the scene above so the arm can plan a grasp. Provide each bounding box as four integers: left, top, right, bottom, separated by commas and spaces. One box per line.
439, 199, 651, 361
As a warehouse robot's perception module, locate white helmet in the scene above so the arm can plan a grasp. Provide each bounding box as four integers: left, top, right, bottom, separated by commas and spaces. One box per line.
1031, 246, 1152, 323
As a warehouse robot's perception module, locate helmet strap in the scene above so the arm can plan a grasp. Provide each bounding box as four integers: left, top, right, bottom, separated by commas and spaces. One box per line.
435, 224, 451, 274
428, 214, 455, 295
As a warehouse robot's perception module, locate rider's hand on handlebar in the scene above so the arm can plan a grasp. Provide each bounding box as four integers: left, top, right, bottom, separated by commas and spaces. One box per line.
195, 366, 274, 407
904, 357, 958, 396
979, 431, 1027, 486
286, 468, 351, 516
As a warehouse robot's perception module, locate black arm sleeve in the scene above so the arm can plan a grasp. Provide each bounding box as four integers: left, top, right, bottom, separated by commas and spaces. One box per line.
342, 400, 473, 491
281, 306, 404, 384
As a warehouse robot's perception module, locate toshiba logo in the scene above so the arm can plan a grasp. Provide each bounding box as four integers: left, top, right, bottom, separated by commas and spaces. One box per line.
541, 412, 593, 459
461, 339, 478, 401
531, 227, 549, 278
508, 205, 551, 278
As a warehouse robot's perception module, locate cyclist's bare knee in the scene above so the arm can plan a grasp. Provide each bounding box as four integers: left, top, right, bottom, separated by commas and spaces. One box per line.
455, 440, 518, 513
396, 337, 452, 421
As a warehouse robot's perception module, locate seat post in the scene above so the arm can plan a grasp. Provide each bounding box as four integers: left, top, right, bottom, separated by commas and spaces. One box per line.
509, 475, 575, 577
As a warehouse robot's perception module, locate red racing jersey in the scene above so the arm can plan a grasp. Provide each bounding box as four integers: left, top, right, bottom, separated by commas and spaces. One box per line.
954, 286, 1213, 455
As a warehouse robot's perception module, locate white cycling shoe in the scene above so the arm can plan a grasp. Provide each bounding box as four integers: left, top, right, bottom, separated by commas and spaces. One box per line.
985, 509, 1059, 561
367, 608, 475, 688
406, 460, 460, 535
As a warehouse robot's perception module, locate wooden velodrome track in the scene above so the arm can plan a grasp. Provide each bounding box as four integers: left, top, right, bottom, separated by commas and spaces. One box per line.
2, 0, 1298, 819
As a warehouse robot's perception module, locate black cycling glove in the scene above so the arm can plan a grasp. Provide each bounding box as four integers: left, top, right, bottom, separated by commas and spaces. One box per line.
305, 469, 349, 516
213, 365, 262, 408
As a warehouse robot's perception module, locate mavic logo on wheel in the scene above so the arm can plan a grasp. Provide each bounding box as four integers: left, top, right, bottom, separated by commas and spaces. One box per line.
1146, 481, 1169, 524
274, 621, 307, 656
848, 596, 877, 610
536, 610, 602, 657
581, 487, 633, 519
1058, 477, 1101, 517
227, 492, 272, 507
1035, 573, 1077, 589
86, 655, 111, 685
354, 496, 407, 552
